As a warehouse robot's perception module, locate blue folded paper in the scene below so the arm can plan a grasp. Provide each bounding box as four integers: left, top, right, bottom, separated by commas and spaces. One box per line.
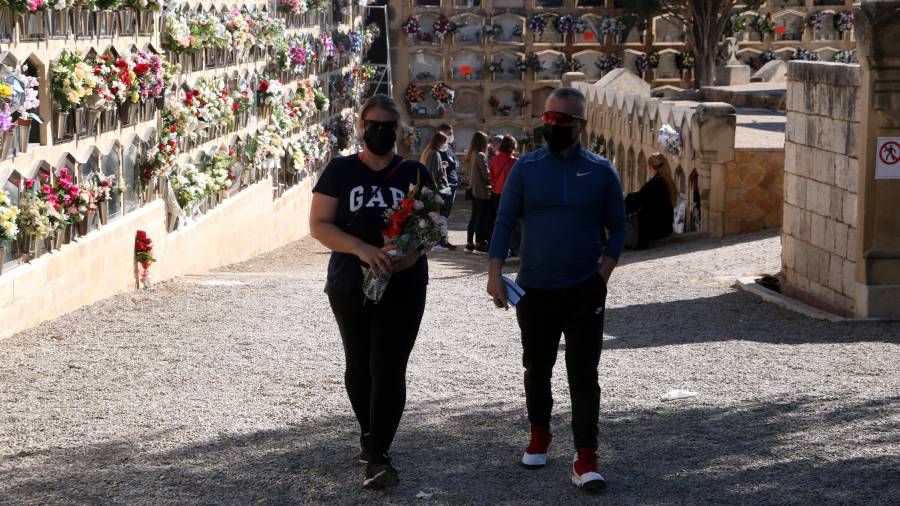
502, 275, 525, 306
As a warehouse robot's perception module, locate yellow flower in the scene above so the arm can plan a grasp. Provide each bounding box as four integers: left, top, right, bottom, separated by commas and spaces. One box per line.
66, 90, 79, 104
131, 92, 140, 103
63, 78, 71, 87
129, 71, 136, 80
0, 84, 12, 98
73, 68, 85, 79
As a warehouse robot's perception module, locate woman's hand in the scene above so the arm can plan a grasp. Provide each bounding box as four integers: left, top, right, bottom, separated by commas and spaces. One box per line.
355, 243, 393, 275
384, 244, 422, 272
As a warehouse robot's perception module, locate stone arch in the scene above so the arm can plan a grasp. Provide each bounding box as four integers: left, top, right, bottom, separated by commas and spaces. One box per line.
416, 12, 441, 42
535, 50, 564, 81
773, 9, 805, 42
492, 13, 525, 44
534, 14, 563, 45
452, 87, 483, 119
573, 50, 603, 79
623, 49, 646, 78
492, 50, 525, 81
410, 49, 443, 81
452, 14, 484, 45
653, 15, 685, 44
653, 48, 681, 80
576, 14, 603, 44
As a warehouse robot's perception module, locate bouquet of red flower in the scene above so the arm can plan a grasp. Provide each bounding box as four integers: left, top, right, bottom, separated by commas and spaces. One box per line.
362, 178, 448, 302
431, 82, 454, 110
404, 82, 424, 104
135, 230, 156, 289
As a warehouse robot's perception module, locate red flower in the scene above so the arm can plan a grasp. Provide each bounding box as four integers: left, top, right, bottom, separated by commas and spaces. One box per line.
133, 63, 149, 75
170, 125, 177, 133
259, 80, 269, 93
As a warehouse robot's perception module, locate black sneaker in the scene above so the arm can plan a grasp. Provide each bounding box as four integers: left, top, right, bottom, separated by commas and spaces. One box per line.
363, 462, 399, 490
358, 433, 371, 464
446, 243, 458, 251
465, 243, 476, 252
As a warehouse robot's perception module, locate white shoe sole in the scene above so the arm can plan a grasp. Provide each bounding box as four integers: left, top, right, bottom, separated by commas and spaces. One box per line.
571, 471, 607, 493
521, 440, 552, 468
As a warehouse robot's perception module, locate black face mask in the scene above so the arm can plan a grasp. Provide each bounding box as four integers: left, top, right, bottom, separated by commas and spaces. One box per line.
363, 124, 397, 156
542, 124, 578, 153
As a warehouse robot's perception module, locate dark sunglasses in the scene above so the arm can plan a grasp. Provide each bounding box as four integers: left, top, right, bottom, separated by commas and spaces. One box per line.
363, 120, 397, 131
541, 111, 584, 126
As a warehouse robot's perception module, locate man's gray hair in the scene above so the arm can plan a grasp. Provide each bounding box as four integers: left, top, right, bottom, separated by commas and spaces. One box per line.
549, 87, 587, 116
491, 135, 503, 143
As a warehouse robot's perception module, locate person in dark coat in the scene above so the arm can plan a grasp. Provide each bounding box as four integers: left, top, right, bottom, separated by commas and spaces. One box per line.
624, 152, 677, 249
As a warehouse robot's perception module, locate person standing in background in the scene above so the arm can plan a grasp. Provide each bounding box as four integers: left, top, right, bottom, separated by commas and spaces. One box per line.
420, 133, 452, 199
487, 136, 519, 257
465, 131, 492, 252
488, 135, 503, 166
436, 123, 458, 250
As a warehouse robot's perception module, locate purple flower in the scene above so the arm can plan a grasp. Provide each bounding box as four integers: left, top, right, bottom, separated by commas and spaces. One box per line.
0, 108, 13, 133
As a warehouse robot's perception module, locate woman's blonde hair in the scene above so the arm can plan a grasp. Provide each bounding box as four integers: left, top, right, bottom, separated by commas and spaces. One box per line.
357, 94, 402, 131
648, 153, 678, 208
420, 132, 448, 164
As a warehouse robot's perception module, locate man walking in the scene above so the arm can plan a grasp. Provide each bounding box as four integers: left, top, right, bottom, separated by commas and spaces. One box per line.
436, 123, 459, 250
486, 87, 626, 493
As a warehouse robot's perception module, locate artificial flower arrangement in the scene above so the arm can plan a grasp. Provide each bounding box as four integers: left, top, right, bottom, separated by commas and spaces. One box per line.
635, 53, 649, 75
488, 96, 511, 116
833, 11, 853, 36
431, 82, 454, 110
433, 15, 452, 41
483, 23, 503, 43
330, 70, 358, 104
18, 175, 61, 240
528, 14, 546, 37
0, 190, 18, 243
596, 54, 622, 73
648, 51, 661, 69
512, 24, 523, 39
363, 22, 381, 50
487, 59, 504, 74
91, 55, 140, 109
289, 82, 317, 120
223, 8, 254, 52
402, 16, 420, 39
143, 125, 179, 181
124, 0, 164, 12
597, 15, 623, 37
186, 77, 237, 128
272, 98, 301, 133
134, 230, 155, 289
257, 77, 286, 108
675, 52, 694, 71
513, 57, 529, 73
727, 13, 748, 36
313, 85, 329, 113
50, 50, 99, 112
7, 0, 49, 14
94, 0, 123, 10
200, 145, 237, 194
752, 13, 775, 37
555, 56, 583, 77
513, 92, 530, 110
362, 180, 447, 303
327, 114, 355, 151
832, 50, 855, 64
52, 167, 95, 226
658, 124, 682, 156
404, 82, 424, 104
806, 11, 823, 33
526, 52, 545, 73
790, 49, 820, 62
320, 32, 335, 64
88, 171, 116, 203
170, 162, 210, 213
246, 125, 286, 171
277, 0, 304, 13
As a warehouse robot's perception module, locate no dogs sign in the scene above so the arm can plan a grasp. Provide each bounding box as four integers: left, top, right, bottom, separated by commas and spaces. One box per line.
876, 137, 900, 179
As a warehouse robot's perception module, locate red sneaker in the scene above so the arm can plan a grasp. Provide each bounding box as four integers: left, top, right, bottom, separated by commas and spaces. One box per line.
521, 425, 552, 468
571, 449, 607, 493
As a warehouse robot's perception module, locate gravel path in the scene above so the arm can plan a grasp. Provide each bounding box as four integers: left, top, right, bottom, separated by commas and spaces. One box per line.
1, 204, 899, 505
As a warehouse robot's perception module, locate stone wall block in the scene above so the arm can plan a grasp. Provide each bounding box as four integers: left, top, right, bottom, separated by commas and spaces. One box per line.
830, 187, 844, 221
783, 234, 796, 270
785, 142, 797, 174
830, 253, 844, 292
833, 221, 849, 258
847, 157, 859, 194
811, 213, 828, 250
846, 227, 857, 260
834, 154, 850, 189
843, 192, 858, 226
842, 259, 856, 296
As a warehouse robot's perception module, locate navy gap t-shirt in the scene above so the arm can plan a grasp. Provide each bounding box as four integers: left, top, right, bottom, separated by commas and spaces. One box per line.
313, 153, 433, 291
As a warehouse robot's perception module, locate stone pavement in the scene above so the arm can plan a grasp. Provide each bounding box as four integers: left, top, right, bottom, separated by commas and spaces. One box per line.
1, 207, 898, 505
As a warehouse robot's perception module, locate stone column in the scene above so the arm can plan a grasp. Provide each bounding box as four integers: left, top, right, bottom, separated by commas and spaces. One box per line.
853, 0, 900, 318
690, 103, 736, 237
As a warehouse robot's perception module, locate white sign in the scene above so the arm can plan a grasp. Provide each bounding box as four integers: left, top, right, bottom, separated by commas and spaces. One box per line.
876, 137, 900, 179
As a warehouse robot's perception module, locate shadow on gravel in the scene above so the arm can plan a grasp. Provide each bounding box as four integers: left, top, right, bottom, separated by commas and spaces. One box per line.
3, 396, 899, 505
604, 291, 900, 348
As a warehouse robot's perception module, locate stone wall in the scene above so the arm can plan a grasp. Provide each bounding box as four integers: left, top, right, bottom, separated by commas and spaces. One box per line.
726, 149, 784, 235
782, 61, 860, 315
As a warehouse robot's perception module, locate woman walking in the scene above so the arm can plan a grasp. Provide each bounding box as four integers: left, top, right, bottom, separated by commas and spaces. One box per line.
624, 152, 677, 249
465, 131, 491, 252
309, 95, 433, 490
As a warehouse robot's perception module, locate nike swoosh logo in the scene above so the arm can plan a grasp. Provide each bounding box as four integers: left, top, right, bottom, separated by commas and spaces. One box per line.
576, 171, 592, 177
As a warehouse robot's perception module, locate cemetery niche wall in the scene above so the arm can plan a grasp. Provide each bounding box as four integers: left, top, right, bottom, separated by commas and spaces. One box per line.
392, 0, 857, 148
0, 0, 372, 339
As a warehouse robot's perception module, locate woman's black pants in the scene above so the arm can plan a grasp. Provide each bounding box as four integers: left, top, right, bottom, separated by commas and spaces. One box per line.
326, 281, 427, 464
467, 197, 491, 245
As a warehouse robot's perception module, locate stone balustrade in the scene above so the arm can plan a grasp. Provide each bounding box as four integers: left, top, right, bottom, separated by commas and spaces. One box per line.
575, 69, 783, 238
